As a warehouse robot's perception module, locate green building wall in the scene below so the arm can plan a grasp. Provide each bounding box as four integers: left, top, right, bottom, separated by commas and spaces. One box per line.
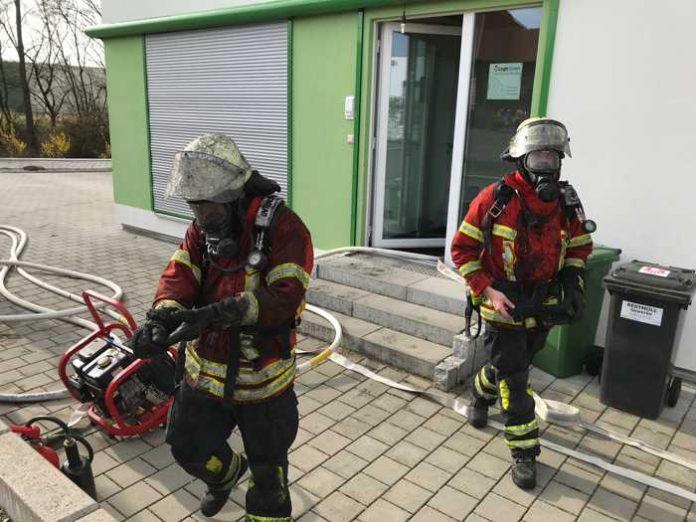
291, 13, 358, 248
104, 36, 152, 210
100, 0, 556, 249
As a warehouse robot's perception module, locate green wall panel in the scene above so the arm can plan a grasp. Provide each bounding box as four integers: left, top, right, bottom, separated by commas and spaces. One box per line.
104, 36, 152, 210
292, 13, 357, 249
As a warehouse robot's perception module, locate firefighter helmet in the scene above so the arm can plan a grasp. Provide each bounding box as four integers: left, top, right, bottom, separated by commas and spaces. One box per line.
501, 118, 571, 161
165, 133, 254, 203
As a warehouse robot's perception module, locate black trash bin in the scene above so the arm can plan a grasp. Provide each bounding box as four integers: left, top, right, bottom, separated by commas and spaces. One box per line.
601, 261, 695, 419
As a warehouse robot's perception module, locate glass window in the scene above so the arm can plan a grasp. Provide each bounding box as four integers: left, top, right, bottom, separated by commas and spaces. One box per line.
459, 7, 542, 216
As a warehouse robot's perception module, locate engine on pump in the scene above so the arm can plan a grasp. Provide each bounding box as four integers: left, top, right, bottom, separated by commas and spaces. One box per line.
67, 337, 175, 421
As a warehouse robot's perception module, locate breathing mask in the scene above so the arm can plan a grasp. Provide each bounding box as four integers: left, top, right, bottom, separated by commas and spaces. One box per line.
522, 150, 562, 202
189, 201, 241, 259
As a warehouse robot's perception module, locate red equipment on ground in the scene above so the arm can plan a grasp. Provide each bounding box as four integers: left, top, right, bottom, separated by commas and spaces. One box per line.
58, 290, 176, 437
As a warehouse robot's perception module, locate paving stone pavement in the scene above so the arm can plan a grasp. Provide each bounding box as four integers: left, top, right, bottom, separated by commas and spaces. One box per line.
1, 171, 696, 521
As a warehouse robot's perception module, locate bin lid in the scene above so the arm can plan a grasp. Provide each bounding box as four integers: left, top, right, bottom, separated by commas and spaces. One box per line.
587, 245, 622, 265
604, 260, 696, 305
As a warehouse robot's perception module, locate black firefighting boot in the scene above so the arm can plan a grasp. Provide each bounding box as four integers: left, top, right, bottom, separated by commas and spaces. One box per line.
201, 454, 248, 517
511, 455, 537, 490
469, 398, 489, 429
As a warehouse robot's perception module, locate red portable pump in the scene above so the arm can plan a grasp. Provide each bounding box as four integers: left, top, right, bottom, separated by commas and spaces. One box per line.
58, 290, 177, 437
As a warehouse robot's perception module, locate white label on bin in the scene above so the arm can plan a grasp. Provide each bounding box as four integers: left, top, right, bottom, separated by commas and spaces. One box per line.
639, 266, 671, 278
620, 300, 663, 326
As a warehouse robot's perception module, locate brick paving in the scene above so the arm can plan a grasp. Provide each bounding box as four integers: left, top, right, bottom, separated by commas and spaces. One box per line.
1, 171, 696, 521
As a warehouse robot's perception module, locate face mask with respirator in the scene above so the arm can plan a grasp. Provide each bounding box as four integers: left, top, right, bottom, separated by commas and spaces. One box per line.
189, 195, 284, 272
190, 201, 242, 260
522, 149, 563, 202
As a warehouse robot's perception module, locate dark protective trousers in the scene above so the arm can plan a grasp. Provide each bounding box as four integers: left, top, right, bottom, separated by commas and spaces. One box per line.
166, 383, 299, 521
472, 324, 549, 458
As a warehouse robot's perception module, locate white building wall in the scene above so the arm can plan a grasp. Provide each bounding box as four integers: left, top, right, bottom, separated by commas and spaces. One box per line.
547, 0, 696, 372
102, 0, 276, 24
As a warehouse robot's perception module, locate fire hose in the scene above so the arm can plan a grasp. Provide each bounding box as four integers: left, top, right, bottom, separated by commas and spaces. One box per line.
1, 229, 695, 502
0, 225, 123, 402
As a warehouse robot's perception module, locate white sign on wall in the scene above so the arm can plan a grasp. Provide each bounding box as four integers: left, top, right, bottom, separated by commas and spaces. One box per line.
487, 63, 523, 100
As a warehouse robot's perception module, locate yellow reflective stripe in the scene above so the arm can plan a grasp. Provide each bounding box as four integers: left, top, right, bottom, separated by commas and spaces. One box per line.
499, 379, 511, 411
480, 305, 537, 328
568, 234, 592, 248
506, 438, 540, 449
502, 240, 516, 281
245, 266, 261, 292
246, 515, 291, 522
185, 343, 226, 379
154, 299, 186, 311
184, 356, 200, 381
559, 230, 568, 271
505, 419, 538, 437
237, 353, 296, 386
205, 455, 224, 474
171, 249, 201, 283
266, 263, 310, 289
524, 317, 538, 329
241, 291, 259, 325
458, 221, 483, 242
234, 362, 296, 402
564, 257, 586, 269
469, 291, 484, 306
458, 260, 482, 277
492, 224, 516, 240
480, 305, 523, 326
196, 375, 226, 398
475, 374, 497, 400
479, 367, 496, 390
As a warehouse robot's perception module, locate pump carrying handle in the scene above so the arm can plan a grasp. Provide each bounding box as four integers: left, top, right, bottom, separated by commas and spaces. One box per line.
82, 290, 137, 336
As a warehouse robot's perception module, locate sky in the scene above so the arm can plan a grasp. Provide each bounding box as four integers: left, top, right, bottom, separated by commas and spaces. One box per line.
0, 0, 103, 67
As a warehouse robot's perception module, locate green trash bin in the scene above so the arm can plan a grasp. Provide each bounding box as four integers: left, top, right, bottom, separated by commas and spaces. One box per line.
532, 245, 622, 378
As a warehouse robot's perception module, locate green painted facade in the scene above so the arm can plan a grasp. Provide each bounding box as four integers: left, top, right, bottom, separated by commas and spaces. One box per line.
103, 36, 152, 210
98, 0, 559, 248
291, 13, 358, 248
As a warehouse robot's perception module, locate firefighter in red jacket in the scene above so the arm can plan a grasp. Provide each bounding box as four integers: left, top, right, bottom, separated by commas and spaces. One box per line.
131, 134, 313, 520
451, 118, 593, 490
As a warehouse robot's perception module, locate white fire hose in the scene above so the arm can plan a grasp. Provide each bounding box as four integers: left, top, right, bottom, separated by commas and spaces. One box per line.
1, 229, 695, 502
0, 225, 123, 402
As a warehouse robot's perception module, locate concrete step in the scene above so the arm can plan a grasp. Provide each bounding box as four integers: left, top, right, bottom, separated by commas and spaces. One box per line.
317, 254, 467, 315
308, 278, 466, 347
297, 309, 451, 379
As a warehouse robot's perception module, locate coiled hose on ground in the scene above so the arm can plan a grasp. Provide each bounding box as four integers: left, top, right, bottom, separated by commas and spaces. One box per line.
0, 225, 123, 401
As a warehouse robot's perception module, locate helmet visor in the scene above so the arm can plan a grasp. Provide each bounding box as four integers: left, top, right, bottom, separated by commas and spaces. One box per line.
165, 150, 247, 203
189, 201, 228, 231
524, 150, 562, 172
509, 121, 572, 158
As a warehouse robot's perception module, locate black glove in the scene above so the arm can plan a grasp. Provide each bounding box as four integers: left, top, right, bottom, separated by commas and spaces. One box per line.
167, 296, 247, 345
559, 267, 585, 321
128, 307, 183, 359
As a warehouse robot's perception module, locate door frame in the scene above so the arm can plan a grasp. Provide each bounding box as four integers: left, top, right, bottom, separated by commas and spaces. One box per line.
444, 14, 476, 263
371, 21, 465, 249
358, 1, 558, 249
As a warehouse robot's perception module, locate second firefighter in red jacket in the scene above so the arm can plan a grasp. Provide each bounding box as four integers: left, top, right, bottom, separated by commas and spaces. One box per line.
451, 118, 593, 490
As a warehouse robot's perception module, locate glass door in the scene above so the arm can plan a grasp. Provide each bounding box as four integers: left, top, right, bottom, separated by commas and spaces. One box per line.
445, 7, 542, 263
372, 22, 463, 248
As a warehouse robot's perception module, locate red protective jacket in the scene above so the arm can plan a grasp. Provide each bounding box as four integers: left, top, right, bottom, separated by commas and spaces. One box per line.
154, 195, 313, 404
451, 171, 592, 326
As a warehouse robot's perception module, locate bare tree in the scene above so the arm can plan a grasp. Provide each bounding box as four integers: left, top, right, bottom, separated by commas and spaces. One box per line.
0, 35, 16, 133
47, 0, 105, 116
27, 0, 68, 127
0, 0, 39, 153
